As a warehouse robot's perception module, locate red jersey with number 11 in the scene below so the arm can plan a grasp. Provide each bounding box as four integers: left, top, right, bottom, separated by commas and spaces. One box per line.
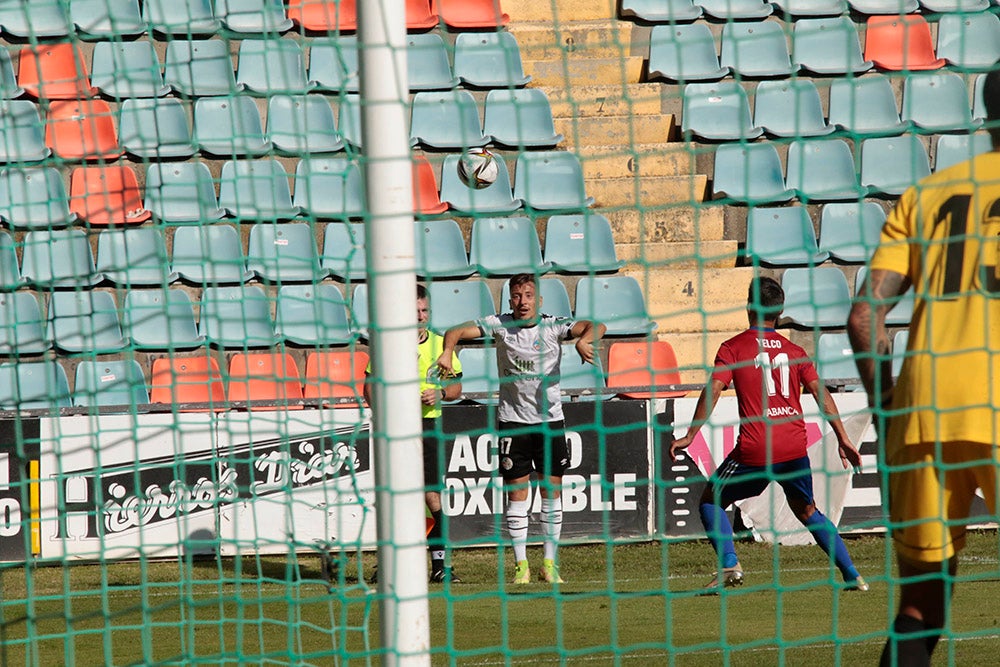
711, 327, 819, 466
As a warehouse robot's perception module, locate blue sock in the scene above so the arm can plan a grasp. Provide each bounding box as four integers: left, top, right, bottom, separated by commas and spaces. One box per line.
699, 502, 739, 569
803, 510, 859, 581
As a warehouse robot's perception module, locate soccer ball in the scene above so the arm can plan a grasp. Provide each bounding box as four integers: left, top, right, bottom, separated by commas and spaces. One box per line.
456, 148, 499, 190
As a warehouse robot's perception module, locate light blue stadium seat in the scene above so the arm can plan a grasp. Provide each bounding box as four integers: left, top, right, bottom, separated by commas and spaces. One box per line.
194, 96, 271, 156
559, 342, 608, 401
720, 20, 795, 78
847, 0, 918, 11
215, 0, 292, 33
308, 37, 359, 93
47, 290, 128, 353
469, 217, 550, 277
0, 231, 23, 291
171, 224, 252, 285
247, 222, 327, 283
143, 0, 220, 34
648, 23, 728, 83
119, 98, 196, 159
855, 266, 914, 325
681, 81, 763, 141
199, 285, 278, 348
145, 162, 225, 223
544, 213, 624, 274
219, 159, 299, 220
621, 0, 703, 21
322, 222, 367, 281
785, 138, 865, 202
164, 40, 241, 97
746, 206, 829, 266
351, 284, 369, 336
828, 74, 906, 136
0, 50, 22, 99
0, 101, 50, 163
0, 361, 72, 411
860, 135, 931, 197
574, 276, 657, 336
772, 0, 848, 14
410, 91, 489, 149
501, 277, 573, 319
712, 143, 794, 204
780, 266, 852, 328
73, 360, 150, 409
267, 94, 344, 155
937, 12, 1000, 71
428, 280, 495, 336
701, 0, 773, 18
123, 288, 205, 349
338, 93, 363, 149
920, 0, 989, 10
0, 167, 76, 229
0, 292, 48, 354
819, 201, 886, 263
513, 151, 594, 211
974, 73, 988, 123
816, 333, 861, 386
71, 0, 145, 37
407, 33, 459, 91
456, 347, 499, 404
439, 153, 521, 214
901, 72, 977, 134
96, 227, 177, 286
792, 16, 872, 75
453, 32, 531, 88
414, 219, 474, 280
935, 133, 993, 172
276, 283, 356, 346
293, 157, 365, 219
21, 229, 99, 287
237, 38, 311, 95
0, 1, 72, 38
754, 80, 834, 138
484, 89, 563, 148
892, 329, 909, 378
91, 41, 167, 98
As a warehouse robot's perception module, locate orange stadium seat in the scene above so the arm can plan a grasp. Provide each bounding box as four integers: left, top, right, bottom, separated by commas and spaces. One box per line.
406, 0, 439, 29
413, 155, 448, 215
45, 98, 122, 161
438, 0, 507, 28
18, 43, 96, 100
303, 350, 369, 407
607, 341, 686, 399
288, 0, 357, 31
150, 356, 226, 410
69, 165, 151, 226
863, 15, 945, 71
227, 352, 304, 410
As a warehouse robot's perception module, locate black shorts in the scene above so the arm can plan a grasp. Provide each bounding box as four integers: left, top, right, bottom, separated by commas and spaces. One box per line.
422, 417, 445, 492
497, 420, 570, 482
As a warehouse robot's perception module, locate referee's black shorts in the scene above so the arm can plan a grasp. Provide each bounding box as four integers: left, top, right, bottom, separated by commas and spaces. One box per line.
422, 417, 447, 490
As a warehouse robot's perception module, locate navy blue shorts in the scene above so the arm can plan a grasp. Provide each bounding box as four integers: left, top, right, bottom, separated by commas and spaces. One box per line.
706, 454, 815, 508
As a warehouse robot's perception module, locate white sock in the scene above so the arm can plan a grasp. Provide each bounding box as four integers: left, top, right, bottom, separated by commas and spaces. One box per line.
540, 497, 562, 561
506, 499, 530, 563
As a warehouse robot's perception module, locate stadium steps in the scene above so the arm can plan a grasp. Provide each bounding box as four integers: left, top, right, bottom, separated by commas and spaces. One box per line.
522, 57, 645, 87
618, 240, 738, 269
625, 266, 753, 335
554, 114, 675, 148
510, 19, 635, 61
542, 83, 664, 118
579, 145, 694, 179
601, 206, 725, 245
661, 331, 745, 386
506, 0, 620, 24
586, 175, 707, 208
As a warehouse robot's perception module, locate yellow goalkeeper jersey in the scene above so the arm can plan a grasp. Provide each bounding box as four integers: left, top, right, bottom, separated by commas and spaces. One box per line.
870, 150, 1000, 447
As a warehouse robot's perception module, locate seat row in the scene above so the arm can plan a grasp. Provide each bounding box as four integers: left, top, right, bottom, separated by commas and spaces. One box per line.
682, 73, 988, 141
0, 0, 507, 39
6, 34, 531, 103
624, 0, 993, 22
780, 265, 913, 329
745, 202, 886, 266
0, 276, 656, 355
817, 330, 910, 386
711, 133, 991, 203
647, 13, 997, 82
0, 153, 593, 228
0, 89, 562, 166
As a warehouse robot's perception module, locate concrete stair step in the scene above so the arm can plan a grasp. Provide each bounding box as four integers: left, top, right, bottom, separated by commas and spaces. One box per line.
509, 19, 634, 61
556, 114, 674, 147
586, 175, 707, 208
601, 205, 725, 244
523, 57, 644, 87
579, 143, 693, 179
505, 0, 619, 22
542, 83, 664, 118
618, 240, 739, 269
657, 331, 744, 385
624, 266, 755, 335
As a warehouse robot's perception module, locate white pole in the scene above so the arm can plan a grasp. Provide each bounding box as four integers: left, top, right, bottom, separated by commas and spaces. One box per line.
357, 1, 430, 664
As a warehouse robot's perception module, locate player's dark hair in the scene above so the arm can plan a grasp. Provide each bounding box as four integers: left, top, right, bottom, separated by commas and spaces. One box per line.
983, 66, 1000, 148
747, 276, 784, 322
508, 273, 537, 292
416, 283, 427, 300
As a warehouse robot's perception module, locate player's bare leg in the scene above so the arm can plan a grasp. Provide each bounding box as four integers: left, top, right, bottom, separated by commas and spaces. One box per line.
539, 476, 564, 584
880, 556, 955, 667
506, 475, 532, 584
788, 497, 867, 591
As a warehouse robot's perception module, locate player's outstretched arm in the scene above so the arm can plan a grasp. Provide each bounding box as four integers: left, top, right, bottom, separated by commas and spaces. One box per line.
847, 268, 909, 410
670, 378, 725, 461
437, 322, 483, 375
570, 319, 606, 365
805, 378, 862, 471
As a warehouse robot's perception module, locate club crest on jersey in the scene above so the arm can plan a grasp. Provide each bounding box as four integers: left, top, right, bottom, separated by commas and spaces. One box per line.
500, 456, 513, 471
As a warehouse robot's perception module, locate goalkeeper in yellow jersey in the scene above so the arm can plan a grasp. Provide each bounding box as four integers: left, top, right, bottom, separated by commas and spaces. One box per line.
848, 67, 1000, 667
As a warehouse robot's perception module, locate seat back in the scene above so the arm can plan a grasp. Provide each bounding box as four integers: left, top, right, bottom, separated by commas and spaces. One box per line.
860, 135, 931, 197
712, 143, 793, 204
0, 361, 71, 410
119, 98, 196, 159
0, 292, 48, 355
294, 157, 366, 219
143, 0, 220, 34
439, 153, 520, 214
21, 228, 98, 287
901, 72, 974, 133
438, 0, 508, 28
428, 280, 496, 335
227, 352, 303, 409
303, 350, 369, 405
745, 206, 828, 266
96, 227, 175, 286
146, 162, 225, 223
607, 341, 686, 399
267, 95, 344, 155
937, 12, 1000, 70
681, 81, 762, 141
407, 33, 458, 91
247, 222, 326, 283
575, 276, 656, 336
123, 288, 204, 350
289, 0, 357, 31
308, 37, 359, 93
544, 213, 622, 274
164, 40, 240, 97
73, 360, 149, 409
483, 88, 561, 148
45, 98, 122, 161
47, 290, 128, 353
198, 285, 277, 348
237, 38, 310, 95
71, 0, 145, 37
69, 165, 151, 226
322, 222, 367, 281
194, 96, 270, 157
18, 43, 94, 100
513, 151, 594, 211
828, 74, 905, 135
91, 41, 167, 98
720, 20, 794, 77
792, 16, 871, 74
410, 90, 488, 149
454, 32, 530, 88
412, 155, 448, 215
785, 138, 863, 202
0, 167, 75, 229
469, 216, 548, 277
864, 14, 945, 71
215, 0, 293, 33
276, 283, 355, 346
647, 23, 726, 82
219, 159, 298, 220
414, 219, 472, 279
150, 356, 226, 409
753, 79, 833, 138
0, 100, 49, 162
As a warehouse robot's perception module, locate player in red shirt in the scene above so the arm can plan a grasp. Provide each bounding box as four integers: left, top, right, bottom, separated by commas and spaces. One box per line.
671, 277, 867, 593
